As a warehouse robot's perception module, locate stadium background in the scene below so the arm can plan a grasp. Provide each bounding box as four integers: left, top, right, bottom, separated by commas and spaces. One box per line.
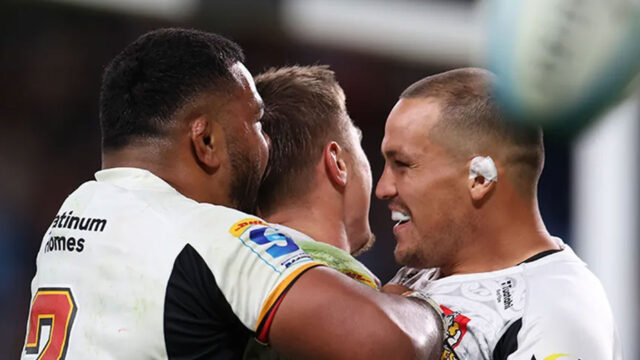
0, 0, 636, 358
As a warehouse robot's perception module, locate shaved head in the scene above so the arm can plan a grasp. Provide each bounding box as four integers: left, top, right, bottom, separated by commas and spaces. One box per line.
401, 68, 544, 197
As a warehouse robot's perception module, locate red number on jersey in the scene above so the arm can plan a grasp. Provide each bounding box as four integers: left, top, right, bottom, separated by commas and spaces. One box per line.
25, 288, 77, 360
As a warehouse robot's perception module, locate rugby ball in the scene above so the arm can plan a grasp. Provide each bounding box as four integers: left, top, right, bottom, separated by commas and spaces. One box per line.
484, 0, 640, 131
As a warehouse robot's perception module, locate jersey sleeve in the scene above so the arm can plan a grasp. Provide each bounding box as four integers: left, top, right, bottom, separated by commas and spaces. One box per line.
189, 213, 323, 343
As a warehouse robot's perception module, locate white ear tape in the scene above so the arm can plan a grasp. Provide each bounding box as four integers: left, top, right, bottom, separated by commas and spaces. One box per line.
469, 156, 498, 184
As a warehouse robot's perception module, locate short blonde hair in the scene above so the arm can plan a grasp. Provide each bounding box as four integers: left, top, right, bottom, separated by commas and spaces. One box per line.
255, 65, 353, 215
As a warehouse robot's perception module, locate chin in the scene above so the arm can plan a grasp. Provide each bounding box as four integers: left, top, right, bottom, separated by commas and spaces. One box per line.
394, 245, 430, 268
393, 246, 413, 267
351, 232, 375, 256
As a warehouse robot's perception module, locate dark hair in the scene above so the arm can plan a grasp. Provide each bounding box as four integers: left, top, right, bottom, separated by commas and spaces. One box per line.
402, 68, 544, 196
99, 28, 244, 149
255, 65, 351, 216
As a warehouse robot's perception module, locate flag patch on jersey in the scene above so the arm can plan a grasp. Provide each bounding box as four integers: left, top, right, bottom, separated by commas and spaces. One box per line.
440, 305, 471, 360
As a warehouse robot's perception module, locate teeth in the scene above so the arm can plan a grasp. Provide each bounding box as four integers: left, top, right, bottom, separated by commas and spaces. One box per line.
391, 211, 410, 222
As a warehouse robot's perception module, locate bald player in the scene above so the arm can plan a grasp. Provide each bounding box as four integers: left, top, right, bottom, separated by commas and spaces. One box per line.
378, 68, 621, 360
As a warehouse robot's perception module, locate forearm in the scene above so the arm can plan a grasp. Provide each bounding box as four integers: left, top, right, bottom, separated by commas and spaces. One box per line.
381, 293, 443, 360
269, 267, 443, 360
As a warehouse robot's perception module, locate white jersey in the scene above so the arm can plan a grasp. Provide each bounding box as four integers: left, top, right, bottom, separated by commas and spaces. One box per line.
21, 167, 322, 360
242, 225, 380, 360
390, 243, 621, 360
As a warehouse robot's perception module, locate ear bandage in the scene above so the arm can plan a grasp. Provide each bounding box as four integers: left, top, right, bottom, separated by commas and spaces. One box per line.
469, 156, 498, 184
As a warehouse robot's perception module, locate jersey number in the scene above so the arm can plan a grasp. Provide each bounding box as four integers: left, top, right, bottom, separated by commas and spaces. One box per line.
25, 288, 77, 360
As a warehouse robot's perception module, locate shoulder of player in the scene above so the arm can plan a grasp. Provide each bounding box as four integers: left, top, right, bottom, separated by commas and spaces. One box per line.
521, 247, 606, 302
511, 259, 617, 359
522, 257, 611, 318
61, 179, 101, 203
514, 252, 615, 350
87, 177, 269, 244
167, 200, 267, 239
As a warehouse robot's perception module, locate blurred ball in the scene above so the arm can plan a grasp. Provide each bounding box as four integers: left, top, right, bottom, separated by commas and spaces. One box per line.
485, 0, 640, 132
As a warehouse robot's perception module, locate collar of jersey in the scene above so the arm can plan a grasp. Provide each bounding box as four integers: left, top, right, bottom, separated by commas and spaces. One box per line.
431, 238, 583, 283
95, 167, 179, 193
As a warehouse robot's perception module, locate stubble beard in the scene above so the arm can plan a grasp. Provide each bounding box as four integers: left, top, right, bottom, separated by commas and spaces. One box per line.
227, 139, 264, 215
395, 219, 466, 270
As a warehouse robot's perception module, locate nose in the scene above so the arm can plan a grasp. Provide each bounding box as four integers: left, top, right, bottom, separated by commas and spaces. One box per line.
375, 166, 396, 200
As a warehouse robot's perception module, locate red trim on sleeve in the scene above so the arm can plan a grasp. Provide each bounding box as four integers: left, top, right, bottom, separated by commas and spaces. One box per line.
256, 293, 287, 343
255, 263, 324, 344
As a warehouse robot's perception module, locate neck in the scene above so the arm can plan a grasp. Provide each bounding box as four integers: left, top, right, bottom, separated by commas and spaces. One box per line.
264, 197, 350, 253
102, 141, 166, 171
442, 197, 560, 277
102, 142, 230, 206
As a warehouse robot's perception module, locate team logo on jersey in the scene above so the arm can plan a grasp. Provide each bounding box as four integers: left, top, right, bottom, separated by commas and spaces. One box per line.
439, 305, 471, 360
230, 218, 312, 269
247, 227, 300, 259
229, 218, 268, 237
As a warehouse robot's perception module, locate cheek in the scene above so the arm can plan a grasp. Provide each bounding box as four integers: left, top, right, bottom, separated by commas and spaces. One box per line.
349, 176, 372, 218
402, 183, 441, 234
396, 179, 428, 210
261, 134, 270, 163
360, 167, 373, 201
256, 126, 269, 155
248, 124, 269, 168
256, 140, 268, 175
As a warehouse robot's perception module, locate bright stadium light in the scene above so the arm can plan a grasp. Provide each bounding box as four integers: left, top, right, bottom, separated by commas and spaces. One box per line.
47, 0, 198, 20
281, 0, 480, 66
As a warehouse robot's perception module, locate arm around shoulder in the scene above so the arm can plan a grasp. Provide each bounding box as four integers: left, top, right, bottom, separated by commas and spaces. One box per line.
268, 266, 443, 360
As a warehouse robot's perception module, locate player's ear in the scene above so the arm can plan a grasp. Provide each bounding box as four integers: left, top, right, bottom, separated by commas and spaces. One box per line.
468, 175, 495, 204
190, 115, 222, 172
324, 141, 347, 187
467, 156, 498, 206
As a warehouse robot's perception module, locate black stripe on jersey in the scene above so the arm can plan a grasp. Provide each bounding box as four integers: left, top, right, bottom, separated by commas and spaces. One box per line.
164, 244, 252, 360
520, 249, 562, 264
492, 318, 523, 360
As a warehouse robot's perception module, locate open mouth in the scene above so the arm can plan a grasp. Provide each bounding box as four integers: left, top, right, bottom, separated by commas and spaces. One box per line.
391, 210, 411, 227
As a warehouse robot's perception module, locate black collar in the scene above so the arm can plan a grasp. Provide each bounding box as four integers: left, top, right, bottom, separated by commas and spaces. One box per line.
519, 248, 562, 265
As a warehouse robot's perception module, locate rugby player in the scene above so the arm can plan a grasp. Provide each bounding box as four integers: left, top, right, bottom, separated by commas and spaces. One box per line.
255, 65, 379, 284
377, 68, 621, 360
243, 65, 381, 359
256, 66, 375, 254
21, 29, 442, 360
